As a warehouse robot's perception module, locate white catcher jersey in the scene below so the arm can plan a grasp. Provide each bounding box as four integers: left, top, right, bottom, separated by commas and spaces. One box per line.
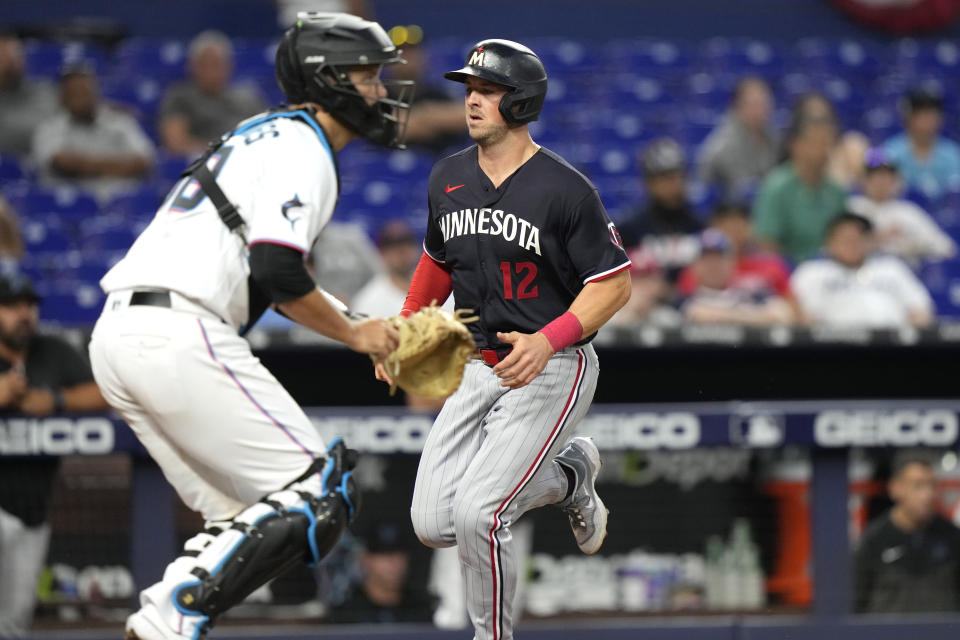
100, 109, 339, 330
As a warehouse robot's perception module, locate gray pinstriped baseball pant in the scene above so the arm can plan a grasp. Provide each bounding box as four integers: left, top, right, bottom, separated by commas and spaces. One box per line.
411, 345, 599, 640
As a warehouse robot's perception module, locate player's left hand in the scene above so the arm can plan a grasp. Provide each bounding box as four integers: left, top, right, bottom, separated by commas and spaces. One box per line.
492, 331, 554, 389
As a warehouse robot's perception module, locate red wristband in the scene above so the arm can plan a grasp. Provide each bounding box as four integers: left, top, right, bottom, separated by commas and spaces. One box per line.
539, 311, 583, 352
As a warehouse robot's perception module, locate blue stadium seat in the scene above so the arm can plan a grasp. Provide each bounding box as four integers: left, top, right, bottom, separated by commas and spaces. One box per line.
232, 39, 277, 81
607, 40, 692, 77
39, 285, 104, 325
105, 185, 165, 219
529, 38, 599, 75
23, 40, 108, 78
424, 38, 476, 79
101, 76, 167, 122
927, 41, 960, 74
609, 74, 677, 109
113, 39, 188, 81
860, 105, 899, 144
683, 71, 738, 112
824, 40, 885, 76
8, 185, 98, 220
22, 220, 70, 253
727, 40, 786, 77
0, 155, 25, 182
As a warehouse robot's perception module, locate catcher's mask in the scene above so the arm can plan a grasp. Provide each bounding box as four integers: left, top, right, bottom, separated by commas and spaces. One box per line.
275, 12, 414, 149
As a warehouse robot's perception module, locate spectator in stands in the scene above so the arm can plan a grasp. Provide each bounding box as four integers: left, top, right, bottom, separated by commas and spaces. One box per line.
847, 147, 955, 265
854, 453, 960, 613
0, 195, 24, 271
697, 76, 778, 200
0, 34, 59, 158
883, 89, 960, 199
311, 221, 383, 305
784, 91, 870, 190
385, 35, 466, 155
619, 138, 703, 282
158, 31, 266, 157
753, 116, 846, 264
0, 273, 108, 637
353, 219, 452, 318
681, 229, 793, 325
608, 248, 682, 328
791, 213, 934, 328
31, 63, 155, 203
677, 202, 792, 301
329, 520, 436, 624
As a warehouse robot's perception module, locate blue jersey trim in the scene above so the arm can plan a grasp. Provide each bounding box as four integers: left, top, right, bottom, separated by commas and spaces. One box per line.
232, 110, 336, 168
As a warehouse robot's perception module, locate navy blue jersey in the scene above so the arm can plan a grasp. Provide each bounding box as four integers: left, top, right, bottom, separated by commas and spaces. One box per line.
423, 145, 630, 349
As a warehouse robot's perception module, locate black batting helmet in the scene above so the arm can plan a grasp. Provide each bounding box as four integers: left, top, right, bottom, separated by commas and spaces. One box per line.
275, 12, 414, 148
444, 39, 547, 125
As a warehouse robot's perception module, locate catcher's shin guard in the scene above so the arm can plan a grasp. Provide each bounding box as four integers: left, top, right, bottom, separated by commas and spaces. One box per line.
170, 440, 360, 623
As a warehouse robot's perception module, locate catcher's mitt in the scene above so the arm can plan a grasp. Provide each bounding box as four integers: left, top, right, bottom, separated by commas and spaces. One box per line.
385, 305, 478, 399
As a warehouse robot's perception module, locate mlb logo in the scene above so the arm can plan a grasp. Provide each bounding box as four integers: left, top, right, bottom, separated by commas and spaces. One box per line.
729, 411, 784, 447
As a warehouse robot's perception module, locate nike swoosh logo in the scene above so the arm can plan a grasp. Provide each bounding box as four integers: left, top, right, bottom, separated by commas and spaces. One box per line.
445, 184, 465, 194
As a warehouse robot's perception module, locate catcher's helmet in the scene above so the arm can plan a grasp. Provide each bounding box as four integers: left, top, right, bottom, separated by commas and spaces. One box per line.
275, 12, 414, 148
444, 39, 547, 125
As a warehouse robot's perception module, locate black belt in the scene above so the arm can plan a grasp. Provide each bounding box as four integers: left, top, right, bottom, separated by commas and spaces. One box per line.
129, 291, 171, 308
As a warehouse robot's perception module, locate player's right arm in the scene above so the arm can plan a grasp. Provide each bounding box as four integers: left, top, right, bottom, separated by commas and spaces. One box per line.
279, 288, 397, 357
375, 188, 454, 384
249, 242, 397, 358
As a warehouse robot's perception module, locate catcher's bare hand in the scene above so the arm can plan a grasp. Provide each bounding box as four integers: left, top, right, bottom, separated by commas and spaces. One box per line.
373, 359, 393, 385
492, 331, 554, 389
348, 319, 398, 360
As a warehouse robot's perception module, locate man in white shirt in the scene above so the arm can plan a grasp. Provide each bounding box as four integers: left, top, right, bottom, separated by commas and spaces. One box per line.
847, 147, 955, 265
791, 212, 934, 329
353, 219, 455, 318
88, 13, 412, 640
31, 63, 155, 203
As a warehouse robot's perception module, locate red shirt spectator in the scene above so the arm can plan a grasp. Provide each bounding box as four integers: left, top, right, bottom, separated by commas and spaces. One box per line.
677, 203, 791, 297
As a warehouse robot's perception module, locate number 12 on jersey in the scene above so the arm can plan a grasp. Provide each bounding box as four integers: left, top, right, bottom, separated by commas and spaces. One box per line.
500, 261, 538, 300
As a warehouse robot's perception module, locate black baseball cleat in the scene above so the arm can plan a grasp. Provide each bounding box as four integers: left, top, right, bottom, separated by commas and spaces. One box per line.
554, 436, 609, 555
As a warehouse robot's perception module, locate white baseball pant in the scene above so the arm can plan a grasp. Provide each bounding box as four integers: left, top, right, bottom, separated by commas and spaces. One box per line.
89, 291, 325, 524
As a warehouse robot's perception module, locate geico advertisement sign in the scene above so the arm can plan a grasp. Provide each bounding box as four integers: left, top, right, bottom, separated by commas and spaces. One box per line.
0, 418, 115, 455
311, 415, 434, 453
311, 412, 702, 452
580, 413, 701, 449
814, 410, 959, 447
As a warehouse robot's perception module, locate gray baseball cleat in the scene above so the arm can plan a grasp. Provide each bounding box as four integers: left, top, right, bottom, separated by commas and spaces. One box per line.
554, 436, 608, 555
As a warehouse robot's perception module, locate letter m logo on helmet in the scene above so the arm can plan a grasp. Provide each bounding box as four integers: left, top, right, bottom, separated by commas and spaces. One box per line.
468, 47, 486, 67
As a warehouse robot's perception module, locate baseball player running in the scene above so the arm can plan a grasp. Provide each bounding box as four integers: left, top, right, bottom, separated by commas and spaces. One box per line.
376, 40, 631, 640
89, 13, 410, 639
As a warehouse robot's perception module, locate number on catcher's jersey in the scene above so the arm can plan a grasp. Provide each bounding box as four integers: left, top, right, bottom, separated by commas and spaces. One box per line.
168, 146, 235, 213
